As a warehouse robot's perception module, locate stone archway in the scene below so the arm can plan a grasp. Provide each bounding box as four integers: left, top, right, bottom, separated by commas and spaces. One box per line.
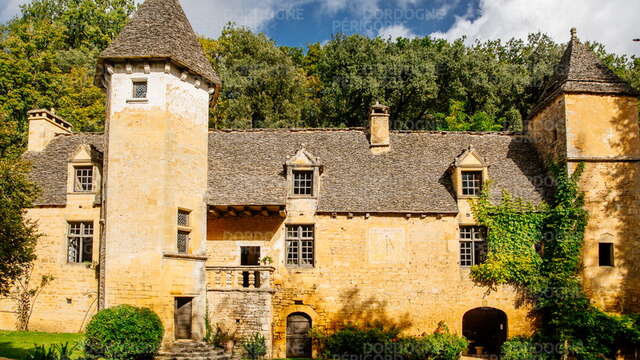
462, 307, 507, 355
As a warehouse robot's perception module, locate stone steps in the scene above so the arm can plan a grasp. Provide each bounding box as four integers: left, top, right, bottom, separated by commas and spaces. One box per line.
155, 341, 231, 360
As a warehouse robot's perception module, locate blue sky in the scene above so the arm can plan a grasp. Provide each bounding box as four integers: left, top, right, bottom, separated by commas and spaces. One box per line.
1, 0, 639, 56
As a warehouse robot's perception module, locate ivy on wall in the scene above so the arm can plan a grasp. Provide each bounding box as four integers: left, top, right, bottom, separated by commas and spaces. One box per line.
470, 163, 640, 359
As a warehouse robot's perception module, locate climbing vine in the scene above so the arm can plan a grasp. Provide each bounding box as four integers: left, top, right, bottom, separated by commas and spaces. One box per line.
471, 162, 640, 359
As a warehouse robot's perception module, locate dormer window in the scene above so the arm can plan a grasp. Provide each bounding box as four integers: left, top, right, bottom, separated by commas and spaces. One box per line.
461, 171, 482, 196
452, 146, 488, 199
293, 170, 314, 196
74, 166, 94, 192
132, 80, 148, 99
286, 146, 322, 199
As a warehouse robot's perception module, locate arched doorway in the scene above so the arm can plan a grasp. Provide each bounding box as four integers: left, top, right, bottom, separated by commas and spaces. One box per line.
463, 307, 507, 355
287, 312, 312, 358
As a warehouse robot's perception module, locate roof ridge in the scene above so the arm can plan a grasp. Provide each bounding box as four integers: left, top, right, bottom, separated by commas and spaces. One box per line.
208, 128, 524, 136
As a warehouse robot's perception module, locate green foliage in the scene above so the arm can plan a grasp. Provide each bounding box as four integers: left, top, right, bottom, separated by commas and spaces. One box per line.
500, 337, 541, 360
311, 325, 400, 358
84, 305, 164, 360
0, 158, 40, 296
24, 342, 78, 360
312, 324, 466, 360
203, 24, 315, 129
242, 332, 267, 360
0, 0, 135, 155
472, 163, 640, 359
204, 321, 237, 348
397, 333, 468, 360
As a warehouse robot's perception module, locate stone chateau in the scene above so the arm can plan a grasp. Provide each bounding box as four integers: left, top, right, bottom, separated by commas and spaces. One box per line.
1, 0, 639, 358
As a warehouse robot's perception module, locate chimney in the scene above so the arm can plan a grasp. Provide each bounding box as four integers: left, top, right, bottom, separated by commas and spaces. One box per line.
369, 101, 390, 154
27, 109, 73, 152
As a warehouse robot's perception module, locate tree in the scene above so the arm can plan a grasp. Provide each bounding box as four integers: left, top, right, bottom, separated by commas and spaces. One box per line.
0, 0, 135, 147
203, 24, 316, 129
0, 158, 40, 296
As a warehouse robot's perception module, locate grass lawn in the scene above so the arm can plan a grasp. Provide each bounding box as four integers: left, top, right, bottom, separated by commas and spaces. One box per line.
0, 330, 84, 359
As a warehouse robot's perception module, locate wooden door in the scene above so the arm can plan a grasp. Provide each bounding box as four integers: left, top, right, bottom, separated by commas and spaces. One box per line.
174, 297, 192, 339
287, 313, 311, 358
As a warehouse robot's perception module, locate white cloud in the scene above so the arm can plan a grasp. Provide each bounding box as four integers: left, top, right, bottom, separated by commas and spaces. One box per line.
377, 24, 417, 39
431, 0, 640, 56
0, 0, 27, 23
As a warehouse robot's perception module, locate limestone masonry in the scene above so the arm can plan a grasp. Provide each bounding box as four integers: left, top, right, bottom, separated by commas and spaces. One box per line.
1, 0, 639, 358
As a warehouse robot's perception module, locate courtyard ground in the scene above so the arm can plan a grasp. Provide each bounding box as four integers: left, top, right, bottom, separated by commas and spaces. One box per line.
0, 331, 83, 359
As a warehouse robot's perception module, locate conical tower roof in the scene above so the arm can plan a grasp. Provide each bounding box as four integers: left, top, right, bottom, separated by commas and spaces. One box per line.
530, 28, 637, 117
98, 0, 220, 86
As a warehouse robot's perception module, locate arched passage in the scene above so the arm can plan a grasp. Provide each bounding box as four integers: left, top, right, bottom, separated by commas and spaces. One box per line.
462, 307, 507, 355
287, 312, 312, 358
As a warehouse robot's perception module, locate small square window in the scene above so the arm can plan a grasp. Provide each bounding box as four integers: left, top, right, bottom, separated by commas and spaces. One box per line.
599, 243, 614, 267
133, 81, 148, 99
293, 170, 313, 196
461, 171, 482, 196
74, 166, 94, 192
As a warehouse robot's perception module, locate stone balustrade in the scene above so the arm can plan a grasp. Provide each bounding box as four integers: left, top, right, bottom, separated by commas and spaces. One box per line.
206, 266, 275, 291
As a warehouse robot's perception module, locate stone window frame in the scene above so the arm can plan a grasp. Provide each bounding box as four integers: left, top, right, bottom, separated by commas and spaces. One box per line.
177, 208, 192, 254
127, 78, 149, 104
598, 242, 614, 267
67, 221, 94, 264
452, 147, 489, 199
285, 224, 315, 268
285, 148, 322, 199
67, 144, 102, 196
459, 225, 487, 267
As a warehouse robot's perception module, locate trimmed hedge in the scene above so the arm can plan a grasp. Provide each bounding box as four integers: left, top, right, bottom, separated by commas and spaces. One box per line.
85, 305, 164, 360
312, 324, 467, 360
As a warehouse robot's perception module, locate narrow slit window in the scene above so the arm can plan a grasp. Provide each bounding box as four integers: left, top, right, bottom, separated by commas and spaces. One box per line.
459, 226, 487, 266
599, 243, 614, 267
293, 170, 313, 196
74, 166, 94, 192
133, 81, 148, 99
461, 171, 482, 196
177, 231, 189, 254
286, 225, 314, 267
68, 222, 93, 263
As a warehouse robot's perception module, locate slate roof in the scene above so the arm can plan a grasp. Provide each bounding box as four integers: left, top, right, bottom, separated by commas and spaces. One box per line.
207, 129, 550, 213
27, 130, 548, 213
98, 0, 220, 86
23, 134, 104, 206
530, 29, 638, 117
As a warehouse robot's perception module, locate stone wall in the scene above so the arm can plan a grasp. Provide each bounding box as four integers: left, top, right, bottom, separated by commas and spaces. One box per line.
0, 196, 100, 333
206, 211, 534, 359
207, 291, 273, 353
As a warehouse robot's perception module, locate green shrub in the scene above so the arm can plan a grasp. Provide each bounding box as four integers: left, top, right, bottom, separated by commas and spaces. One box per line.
312, 325, 400, 358
500, 337, 540, 360
242, 332, 267, 360
84, 305, 164, 360
398, 333, 468, 360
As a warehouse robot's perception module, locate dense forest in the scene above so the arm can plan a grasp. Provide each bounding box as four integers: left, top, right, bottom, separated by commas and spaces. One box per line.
1, 0, 639, 158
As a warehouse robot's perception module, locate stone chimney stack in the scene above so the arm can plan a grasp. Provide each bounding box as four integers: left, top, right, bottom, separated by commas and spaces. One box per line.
369, 101, 390, 154
27, 109, 73, 152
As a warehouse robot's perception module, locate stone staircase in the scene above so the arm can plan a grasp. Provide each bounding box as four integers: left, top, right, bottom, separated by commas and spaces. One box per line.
155, 341, 233, 360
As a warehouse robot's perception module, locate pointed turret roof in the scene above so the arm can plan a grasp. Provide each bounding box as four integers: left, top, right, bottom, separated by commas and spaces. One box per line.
98, 0, 220, 86
530, 28, 637, 117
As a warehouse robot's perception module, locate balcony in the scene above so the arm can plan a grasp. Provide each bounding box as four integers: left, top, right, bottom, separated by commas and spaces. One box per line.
206, 266, 275, 292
